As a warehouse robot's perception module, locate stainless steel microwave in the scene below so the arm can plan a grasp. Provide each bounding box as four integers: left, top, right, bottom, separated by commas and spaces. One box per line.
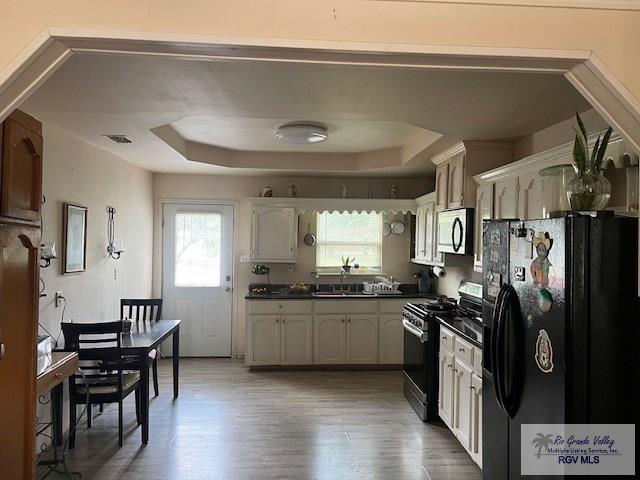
437, 208, 474, 255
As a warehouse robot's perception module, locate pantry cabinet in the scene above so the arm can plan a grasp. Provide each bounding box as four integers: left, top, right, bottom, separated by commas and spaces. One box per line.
439, 325, 481, 467
250, 205, 298, 262
431, 141, 513, 211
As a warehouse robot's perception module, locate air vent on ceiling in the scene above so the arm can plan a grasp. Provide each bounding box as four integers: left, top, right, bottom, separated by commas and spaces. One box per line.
103, 135, 133, 144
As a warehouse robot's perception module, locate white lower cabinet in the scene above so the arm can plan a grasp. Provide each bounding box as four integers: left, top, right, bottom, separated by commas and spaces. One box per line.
453, 357, 473, 450
470, 374, 483, 467
438, 349, 455, 429
346, 315, 378, 364
247, 315, 281, 366
280, 315, 313, 365
314, 315, 346, 364
378, 315, 403, 364
439, 325, 482, 467
247, 299, 418, 367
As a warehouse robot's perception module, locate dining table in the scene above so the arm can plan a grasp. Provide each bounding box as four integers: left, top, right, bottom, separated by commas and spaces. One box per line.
121, 319, 181, 444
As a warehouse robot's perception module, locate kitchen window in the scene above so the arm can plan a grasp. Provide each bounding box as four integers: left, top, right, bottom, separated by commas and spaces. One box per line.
315, 211, 383, 272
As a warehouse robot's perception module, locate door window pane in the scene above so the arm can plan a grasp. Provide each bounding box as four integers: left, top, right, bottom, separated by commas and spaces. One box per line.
175, 213, 221, 287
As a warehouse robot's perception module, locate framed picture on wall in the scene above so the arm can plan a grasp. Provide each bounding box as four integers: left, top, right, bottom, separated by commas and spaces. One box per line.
62, 203, 87, 274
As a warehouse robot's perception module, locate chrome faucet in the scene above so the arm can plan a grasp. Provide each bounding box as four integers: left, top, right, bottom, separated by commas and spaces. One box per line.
311, 271, 320, 292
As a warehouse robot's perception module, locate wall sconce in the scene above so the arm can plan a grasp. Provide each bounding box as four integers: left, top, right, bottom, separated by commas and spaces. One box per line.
107, 206, 125, 259
40, 242, 57, 268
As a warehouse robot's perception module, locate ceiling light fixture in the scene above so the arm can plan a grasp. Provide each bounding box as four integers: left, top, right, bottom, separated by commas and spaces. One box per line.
275, 123, 328, 144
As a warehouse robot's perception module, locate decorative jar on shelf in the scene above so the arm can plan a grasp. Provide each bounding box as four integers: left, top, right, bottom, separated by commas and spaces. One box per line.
567, 167, 611, 211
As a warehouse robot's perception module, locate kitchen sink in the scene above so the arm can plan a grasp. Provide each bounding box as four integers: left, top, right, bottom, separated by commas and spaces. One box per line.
312, 291, 377, 298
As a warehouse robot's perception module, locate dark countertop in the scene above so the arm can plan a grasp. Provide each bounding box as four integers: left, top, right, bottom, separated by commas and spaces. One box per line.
436, 316, 483, 348
245, 292, 441, 300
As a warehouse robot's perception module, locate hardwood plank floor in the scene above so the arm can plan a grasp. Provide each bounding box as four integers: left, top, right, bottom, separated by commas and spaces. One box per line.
64, 359, 480, 480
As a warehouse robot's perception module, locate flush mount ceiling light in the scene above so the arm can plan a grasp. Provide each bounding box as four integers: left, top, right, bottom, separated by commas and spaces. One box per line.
275, 123, 328, 144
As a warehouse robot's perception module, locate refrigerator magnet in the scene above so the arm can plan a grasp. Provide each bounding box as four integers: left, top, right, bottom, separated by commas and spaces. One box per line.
537, 288, 553, 312
530, 232, 553, 289
535, 329, 554, 374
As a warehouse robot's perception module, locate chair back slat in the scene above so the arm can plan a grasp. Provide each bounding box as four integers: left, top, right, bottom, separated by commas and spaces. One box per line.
61, 321, 125, 389
120, 298, 163, 325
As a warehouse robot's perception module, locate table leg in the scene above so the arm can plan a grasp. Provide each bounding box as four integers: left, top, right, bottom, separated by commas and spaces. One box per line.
51, 383, 63, 447
140, 353, 150, 444
173, 327, 180, 399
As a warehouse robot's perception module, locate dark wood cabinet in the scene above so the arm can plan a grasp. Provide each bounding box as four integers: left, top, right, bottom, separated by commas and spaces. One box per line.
0, 224, 39, 480
0, 110, 42, 480
0, 110, 43, 223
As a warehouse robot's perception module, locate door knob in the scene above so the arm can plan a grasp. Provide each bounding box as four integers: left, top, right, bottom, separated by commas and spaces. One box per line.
225, 286, 231, 292
226, 275, 231, 281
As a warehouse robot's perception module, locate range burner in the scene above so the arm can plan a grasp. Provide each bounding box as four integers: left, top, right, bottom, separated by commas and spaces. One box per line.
415, 298, 457, 312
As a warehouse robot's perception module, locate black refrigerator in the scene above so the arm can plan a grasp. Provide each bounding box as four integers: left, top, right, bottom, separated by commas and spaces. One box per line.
482, 213, 639, 480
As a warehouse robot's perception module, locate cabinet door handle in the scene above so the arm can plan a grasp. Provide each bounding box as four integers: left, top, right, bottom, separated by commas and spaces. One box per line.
275, 319, 279, 323
341, 318, 345, 323
347, 318, 351, 322
442, 336, 447, 340
0, 343, 5, 361
459, 347, 465, 353
281, 319, 285, 324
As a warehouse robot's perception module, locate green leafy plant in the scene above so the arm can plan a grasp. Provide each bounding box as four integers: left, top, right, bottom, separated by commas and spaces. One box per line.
573, 112, 613, 174
341, 256, 355, 267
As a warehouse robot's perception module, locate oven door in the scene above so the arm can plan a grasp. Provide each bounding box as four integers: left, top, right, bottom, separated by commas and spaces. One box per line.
402, 318, 427, 399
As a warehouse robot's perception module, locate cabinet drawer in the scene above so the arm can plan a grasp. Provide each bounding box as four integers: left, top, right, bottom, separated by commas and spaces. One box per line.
439, 326, 455, 352
473, 347, 482, 376
314, 300, 377, 314
454, 336, 474, 366
378, 299, 414, 314
247, 300, 313, 315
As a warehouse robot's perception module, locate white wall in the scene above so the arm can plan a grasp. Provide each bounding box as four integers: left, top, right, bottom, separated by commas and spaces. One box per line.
153, 173, 432, 357
38, 124, 154, 342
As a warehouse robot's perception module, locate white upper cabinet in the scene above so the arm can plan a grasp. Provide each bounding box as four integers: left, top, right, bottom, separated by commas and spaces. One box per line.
431, 141, 513, 211
473, 183, 493, 270
412, 192, 442, 266
517, 170, 543, 220
250, 205, 298, 262
435, 163, 449, 210
447, 153, 465, 209
493, 177, 519, 220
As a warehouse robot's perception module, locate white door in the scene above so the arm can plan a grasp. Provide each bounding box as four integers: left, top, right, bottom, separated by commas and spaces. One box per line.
518, 171, 543, 220
438, 349, 455, 429
162, 203, 234, 357
494, 178, 519, 219
474, 183, 494, 270
453, 357, 473, 450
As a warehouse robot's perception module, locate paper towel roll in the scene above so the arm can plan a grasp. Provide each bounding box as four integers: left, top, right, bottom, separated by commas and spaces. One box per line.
432, 266, 446, 278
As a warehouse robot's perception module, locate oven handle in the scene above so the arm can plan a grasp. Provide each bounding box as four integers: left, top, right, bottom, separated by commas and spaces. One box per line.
402, 318, 426, 343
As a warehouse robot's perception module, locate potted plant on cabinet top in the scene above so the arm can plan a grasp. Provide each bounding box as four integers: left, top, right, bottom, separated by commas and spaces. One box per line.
567, 113, 613, 210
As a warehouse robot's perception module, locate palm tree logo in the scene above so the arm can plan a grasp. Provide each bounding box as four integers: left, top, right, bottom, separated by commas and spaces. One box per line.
532, 433, 554, 459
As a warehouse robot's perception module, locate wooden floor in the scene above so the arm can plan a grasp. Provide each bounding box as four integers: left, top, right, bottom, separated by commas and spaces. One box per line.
63, 359, 481, 480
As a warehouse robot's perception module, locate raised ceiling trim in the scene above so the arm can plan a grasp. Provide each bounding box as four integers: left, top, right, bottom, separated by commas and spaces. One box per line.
430, 142, 466, 166
0, 28, 638, 155
379, 1, 640, 11
247, 197, 418, 214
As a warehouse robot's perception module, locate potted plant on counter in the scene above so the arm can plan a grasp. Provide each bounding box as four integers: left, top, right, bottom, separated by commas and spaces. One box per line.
567, 113, 613, 210
341, 256, 355, 273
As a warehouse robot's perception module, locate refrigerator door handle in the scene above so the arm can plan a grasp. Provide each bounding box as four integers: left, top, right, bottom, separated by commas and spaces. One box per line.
500, 284, 524, 418
491, 284, 508, 414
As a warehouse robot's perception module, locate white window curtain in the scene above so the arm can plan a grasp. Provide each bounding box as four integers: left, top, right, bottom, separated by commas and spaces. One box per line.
315, 211, 383, 271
